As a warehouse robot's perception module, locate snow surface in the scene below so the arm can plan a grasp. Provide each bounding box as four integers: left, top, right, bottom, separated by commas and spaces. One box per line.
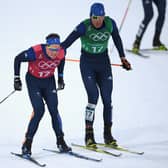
0, 0, 168, 168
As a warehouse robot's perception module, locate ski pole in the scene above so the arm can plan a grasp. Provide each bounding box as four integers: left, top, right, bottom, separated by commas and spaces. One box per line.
118, 0, 132, 32
65, 58, 122, 67
0, 90, 15, 104
110, 0, 132, 53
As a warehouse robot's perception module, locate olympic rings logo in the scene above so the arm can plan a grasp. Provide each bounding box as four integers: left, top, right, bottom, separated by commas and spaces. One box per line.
89, 32, 110, 41
38, 60, 59, 69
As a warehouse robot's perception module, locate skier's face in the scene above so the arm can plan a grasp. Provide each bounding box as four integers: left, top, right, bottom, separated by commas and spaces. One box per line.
91, 16, 104, 28
46, 44, 61, 59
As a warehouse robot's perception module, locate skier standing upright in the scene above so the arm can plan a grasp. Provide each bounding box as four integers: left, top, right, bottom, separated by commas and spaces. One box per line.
61, 3, 131, 147
14, 33, 71, 155
132, 0, 167, 53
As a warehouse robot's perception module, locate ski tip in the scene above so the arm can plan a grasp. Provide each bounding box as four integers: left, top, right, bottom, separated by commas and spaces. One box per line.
36, 163, 46, 167
41, 164, 47, 167
37, 163, 46, 167
117, 153, 122, 157
11, 152, 15, 156
140, 48, 168, 52
96, 158, 103, 162
138, 151, 144, 155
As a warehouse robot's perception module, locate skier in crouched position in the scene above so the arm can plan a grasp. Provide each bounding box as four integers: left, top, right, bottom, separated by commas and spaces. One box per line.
14, 33, 71, 156
61, 3, 131, 147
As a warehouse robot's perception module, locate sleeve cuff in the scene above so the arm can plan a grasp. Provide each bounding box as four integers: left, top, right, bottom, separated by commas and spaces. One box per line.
58, 73, 63, 77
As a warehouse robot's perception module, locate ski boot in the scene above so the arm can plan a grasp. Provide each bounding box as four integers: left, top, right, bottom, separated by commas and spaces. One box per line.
132, 38, 141, 54
57, 136, 72, 153
85, 125, 96, 147
22, 138, 32, 156
153, 40, 167, 51
104, 124, 118, 147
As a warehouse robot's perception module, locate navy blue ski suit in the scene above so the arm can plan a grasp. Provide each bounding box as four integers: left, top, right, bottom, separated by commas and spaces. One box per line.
136, 0, 166, 42
14, 44, 65, 139
61, 17, 125, 126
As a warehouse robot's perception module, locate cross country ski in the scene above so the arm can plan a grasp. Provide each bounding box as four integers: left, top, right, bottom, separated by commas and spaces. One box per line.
43, 148, 102, 162
11, 152, 46, 167
96, 143, 144, 155
71, 143, 122, 157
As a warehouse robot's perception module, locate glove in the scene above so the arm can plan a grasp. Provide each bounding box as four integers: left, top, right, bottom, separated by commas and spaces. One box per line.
121, 57, 131, 70
57, 76, 65, 90
14, 77, 22, 91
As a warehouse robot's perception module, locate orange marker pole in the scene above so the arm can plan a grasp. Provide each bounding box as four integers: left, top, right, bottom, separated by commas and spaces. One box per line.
65, 58, 122, 67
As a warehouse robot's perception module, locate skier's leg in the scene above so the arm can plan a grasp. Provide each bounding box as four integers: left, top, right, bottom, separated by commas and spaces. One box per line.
22, 73, 45, 155
97, 65, 117, 145
44, 76, 71, 152
152, 0, 167, 49
133, 0, 153, 52
80, 61, 98, 146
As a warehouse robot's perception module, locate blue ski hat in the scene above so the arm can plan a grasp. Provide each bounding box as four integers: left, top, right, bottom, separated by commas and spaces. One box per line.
46, 37, 60, 45
90, 3, 105, 16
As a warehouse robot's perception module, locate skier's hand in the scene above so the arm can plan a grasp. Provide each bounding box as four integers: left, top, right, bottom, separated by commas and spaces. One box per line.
14, 77, 22, 91
57, 76, 65, 90
121, 57, 132, 70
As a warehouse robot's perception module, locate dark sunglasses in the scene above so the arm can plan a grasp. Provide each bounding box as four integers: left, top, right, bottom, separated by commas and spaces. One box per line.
48, 46, 60, 52
92, 16, 99, 19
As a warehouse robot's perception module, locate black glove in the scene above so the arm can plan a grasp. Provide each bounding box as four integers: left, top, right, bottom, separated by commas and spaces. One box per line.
57, 76, 65, 90
14, 77, 22, 91
121, 58, 132, 70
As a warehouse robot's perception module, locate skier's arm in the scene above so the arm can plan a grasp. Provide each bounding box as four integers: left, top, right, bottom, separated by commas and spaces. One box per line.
61, 22, 86, 49
57, 58, 65, 76
111, 19, 131, 70
57, 57, 65, 81
14, 47, 36, 76
111, 19, 125, 58
57, 58, 65, 90
57, 49, 65, 90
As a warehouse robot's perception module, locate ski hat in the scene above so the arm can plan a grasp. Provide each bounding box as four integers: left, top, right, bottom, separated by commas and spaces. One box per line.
46, 37, 60, 45
90, 3, 105, 16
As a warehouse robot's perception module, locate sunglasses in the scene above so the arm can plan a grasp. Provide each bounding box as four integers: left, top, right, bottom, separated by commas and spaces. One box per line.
48, 46, 60, 52
92, 16, 101, 20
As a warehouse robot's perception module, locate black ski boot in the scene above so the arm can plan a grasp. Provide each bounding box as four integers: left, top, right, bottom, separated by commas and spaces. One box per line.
57, 136, 72, 153
153, 40, 167, 50
104, 124, 118, 146
85, 125, 96, 147
22, 138, 32, 156
153, 32, 167, 50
